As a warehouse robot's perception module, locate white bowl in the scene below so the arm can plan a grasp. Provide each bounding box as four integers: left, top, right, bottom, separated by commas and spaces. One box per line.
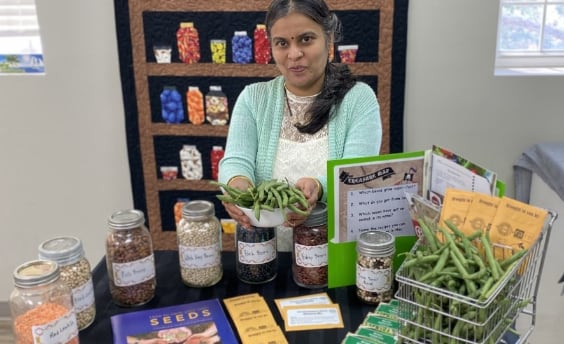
236, 205, 286, 227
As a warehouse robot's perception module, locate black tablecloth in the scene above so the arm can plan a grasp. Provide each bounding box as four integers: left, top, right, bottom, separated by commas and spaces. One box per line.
79, 250, 375, 343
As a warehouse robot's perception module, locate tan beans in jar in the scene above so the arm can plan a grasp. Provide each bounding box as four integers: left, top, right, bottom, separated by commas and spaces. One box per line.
59, 258, 96, 330
106, 226, 156, 307
177, 215, 222, 287
356, 254, 394, 304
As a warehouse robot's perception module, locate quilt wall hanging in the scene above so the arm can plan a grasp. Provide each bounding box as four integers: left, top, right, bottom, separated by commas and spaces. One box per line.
114, 0, 409, 249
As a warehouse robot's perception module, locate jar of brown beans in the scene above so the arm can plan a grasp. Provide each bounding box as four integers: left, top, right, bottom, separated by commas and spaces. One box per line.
106, 209, 156, 307
356, 230, 395, 305
292, 202, 328, 288
176, 200, 223, 287
9, 260, 79, 344
38, 236, 96, 330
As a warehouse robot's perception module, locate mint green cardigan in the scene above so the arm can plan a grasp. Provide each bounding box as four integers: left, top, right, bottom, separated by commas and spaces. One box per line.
218, 76, 382, 201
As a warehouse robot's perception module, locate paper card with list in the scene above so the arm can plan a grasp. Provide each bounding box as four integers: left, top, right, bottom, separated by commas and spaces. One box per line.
327, 151, 425, 287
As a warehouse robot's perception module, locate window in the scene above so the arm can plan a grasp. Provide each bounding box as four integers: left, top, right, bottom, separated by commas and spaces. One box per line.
0, 0, 44, 74
495, 0, 564, 76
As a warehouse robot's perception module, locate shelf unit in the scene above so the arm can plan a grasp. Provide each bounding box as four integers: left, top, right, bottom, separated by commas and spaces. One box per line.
127, 0, 395, 249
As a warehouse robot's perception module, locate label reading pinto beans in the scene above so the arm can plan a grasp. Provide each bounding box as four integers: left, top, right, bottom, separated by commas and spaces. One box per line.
112, 254, 156, 287
238, 239, 276, 264
294, 243, 327, 267
179, 243, 221, 269
71, 278, 95, 312
356, 265, 392, 293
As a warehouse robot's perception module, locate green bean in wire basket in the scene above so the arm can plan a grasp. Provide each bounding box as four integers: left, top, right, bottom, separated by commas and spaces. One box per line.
211, 179, 310, 220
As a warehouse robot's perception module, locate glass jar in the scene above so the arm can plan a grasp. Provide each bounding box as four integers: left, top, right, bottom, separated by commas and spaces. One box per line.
356, 231, 395, 305
176, 22, 200, 64
232, 31, 252, 64
292, 202, 328, 288
106, 209, 156, 307
38, 236, 96, 330
177, 200, 223, 287
235, 224, 278, 284
180, 144, 204, 180
10, 260, 79, 344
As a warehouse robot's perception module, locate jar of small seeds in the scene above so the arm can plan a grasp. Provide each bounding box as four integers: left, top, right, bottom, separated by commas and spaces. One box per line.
356, 230, 395, 305
177, 200, 222, 287
292, 202, 328, 288
38, 236, 95, 330
9, 260, 79, 344
235, 224, 278, 284
106, 209, 156, 307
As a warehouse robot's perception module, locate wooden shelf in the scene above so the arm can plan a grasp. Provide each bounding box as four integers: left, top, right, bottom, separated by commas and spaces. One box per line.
147, 62, 378, 77
152, 123, 229, 137
157, 179, 221, 192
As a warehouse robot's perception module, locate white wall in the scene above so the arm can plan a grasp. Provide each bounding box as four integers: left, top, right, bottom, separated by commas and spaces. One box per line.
1, 0, 563, 302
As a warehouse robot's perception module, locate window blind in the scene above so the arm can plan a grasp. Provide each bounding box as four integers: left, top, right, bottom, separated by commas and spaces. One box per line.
0, 0, 39, 37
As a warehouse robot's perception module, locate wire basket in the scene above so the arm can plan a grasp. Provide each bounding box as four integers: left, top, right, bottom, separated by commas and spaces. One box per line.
394, 211, 557, 344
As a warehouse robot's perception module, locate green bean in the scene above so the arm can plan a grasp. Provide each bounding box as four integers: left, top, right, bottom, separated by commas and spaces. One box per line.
419, 218, 439, 252
480, 232, 501, 280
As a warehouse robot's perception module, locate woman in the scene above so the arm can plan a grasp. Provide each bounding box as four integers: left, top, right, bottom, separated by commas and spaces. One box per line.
219, 0, 382, 238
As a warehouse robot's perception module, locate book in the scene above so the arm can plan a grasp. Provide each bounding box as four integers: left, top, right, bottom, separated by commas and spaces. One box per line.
110, 298, 239, 344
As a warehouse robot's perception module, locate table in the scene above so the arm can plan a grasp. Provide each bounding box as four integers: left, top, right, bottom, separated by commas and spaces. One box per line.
79, 250, 376, 343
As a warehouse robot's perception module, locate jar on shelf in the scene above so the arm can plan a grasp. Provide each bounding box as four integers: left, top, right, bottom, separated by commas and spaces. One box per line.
160, 86, 184, 124
177, 200, 223, 287
176, 22, 200, 64
210, 39, 226, 64
235, 224, 278, 284
106, 209, 156, 307
356, 230, 395, 305
253, 24, 271, 64
205, 85, 229, 125
180, 144, 203, 180
292, 202, 328, 288
10, 260, 79, 344
38, 236, 95, 330
210, 146, 225, 181
232, 31, 252, 64
187, 86, 205, 125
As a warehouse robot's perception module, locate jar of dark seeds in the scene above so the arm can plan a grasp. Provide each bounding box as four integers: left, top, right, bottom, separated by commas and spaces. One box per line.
177, 200, 222, 287
106, 209, 156, 307
38, 236, 95, 330
235, 224, 277, 284
356, 230, 395, 305
292, 202, 328, 288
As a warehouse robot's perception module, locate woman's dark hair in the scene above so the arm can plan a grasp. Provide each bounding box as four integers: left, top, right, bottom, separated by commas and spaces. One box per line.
265, 0, 357, 134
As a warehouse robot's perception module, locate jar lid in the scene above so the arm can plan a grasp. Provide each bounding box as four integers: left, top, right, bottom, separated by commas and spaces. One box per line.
182, 200, 215, 220
38, 236, 84, 266
13, 260, 60, 288
108, 209, 146, 230
304, 202, 327, 227
357, 231, 395, 256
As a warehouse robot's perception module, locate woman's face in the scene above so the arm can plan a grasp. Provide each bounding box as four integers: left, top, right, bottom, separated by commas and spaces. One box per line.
270, 12, 329, 96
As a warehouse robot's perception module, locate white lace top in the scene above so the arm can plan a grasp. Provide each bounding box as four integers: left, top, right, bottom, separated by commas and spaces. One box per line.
271, 88, 329, 184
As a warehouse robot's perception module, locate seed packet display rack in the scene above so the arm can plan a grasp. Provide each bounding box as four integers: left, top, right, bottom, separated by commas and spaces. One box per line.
394, 211, 558, 344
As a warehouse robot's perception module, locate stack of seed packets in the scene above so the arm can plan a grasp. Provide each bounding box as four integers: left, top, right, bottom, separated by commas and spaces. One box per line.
274, 292, 344, 332
223, 293, 288, 344
341, 299, 399, 344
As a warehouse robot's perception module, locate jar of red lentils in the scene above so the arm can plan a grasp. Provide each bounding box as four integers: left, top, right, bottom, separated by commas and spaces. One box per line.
9, 260, 79, 344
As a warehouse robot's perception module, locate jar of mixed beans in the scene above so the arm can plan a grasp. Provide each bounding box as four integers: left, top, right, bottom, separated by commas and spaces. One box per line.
356, 230, 395, 305
38, 236, 95, 330
292, 202, 328, 288
106, 209, 156, 307
9, 260, 79, 344
177, 200, 223, 287
235, 224, 278, 284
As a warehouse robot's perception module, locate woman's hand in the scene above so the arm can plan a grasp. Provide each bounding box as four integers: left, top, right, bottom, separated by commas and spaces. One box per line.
222, 176, 254, 229
285, 177, 320, 227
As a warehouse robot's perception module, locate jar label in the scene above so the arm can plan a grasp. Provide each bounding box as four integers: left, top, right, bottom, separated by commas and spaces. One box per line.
294, 243, 328, 267
72, 278, 95, 312
112, 254, 156, 287
356, 264, 392, 293
179, 243, 221, 268
31, 310, 78, 343
238, 239, 276, 264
